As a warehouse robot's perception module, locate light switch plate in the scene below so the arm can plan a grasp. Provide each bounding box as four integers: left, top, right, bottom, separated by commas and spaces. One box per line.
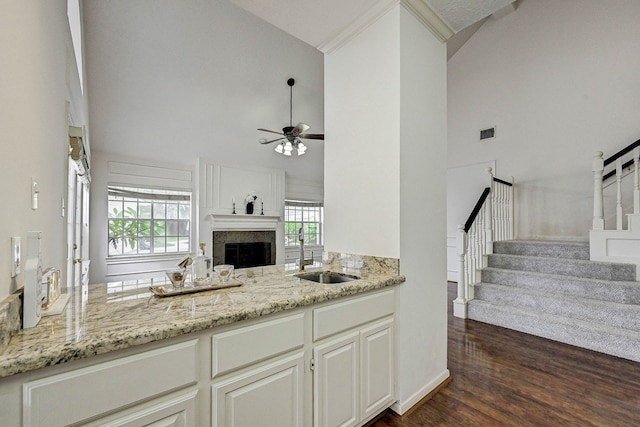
31, 179, 39, 210
11, 236, 21, 277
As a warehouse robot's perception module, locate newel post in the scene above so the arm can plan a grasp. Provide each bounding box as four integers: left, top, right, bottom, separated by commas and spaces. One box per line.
453, 224, 468, 318
485, 167, 494, 256
592, 151, 605, 231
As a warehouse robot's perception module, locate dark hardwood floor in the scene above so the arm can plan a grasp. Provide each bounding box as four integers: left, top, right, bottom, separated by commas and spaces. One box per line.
370, 282, 640, 426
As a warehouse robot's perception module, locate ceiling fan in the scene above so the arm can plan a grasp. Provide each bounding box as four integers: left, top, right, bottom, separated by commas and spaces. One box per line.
258, 78, 324, 156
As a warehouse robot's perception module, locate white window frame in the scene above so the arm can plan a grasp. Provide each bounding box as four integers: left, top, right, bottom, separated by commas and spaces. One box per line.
284, 200, 324, 248
107, 186, 192, 258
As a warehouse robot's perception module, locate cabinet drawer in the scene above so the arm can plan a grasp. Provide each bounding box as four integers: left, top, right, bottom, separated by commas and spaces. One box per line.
83, 389, 198, 427
23, 339, 198, 427
313, 290, 394, 341
212, 313, 304, 378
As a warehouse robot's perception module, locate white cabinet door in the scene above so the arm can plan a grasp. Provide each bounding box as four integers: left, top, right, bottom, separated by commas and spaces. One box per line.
360, 319, 395, 420
212, 352, 304, 427
313, 332, 359, 427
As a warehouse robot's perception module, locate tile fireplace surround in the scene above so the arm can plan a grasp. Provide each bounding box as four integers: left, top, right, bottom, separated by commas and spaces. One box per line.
212, 230, 276, 267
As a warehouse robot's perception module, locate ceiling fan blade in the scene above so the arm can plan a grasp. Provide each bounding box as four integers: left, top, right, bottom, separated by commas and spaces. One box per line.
258, 128, 284, 136
293, 123, 310, 135
299, 133, 324, 140
259, 137, 284, 145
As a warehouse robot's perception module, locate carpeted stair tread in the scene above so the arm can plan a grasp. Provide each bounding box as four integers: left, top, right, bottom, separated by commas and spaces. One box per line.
493, 240, 590, 260
467, 300, 640, 362
487, 253, 636, 281
474, 283, 640, 331
481, 267, 640, 304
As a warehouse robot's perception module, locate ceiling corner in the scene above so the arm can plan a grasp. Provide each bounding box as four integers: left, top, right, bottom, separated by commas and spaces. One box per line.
402, 0, 455, 42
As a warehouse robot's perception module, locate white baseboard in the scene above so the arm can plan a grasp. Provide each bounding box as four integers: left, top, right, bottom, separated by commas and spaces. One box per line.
389, 369, 450, 415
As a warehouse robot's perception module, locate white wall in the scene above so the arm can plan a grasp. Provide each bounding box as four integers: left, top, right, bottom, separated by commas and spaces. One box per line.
0, 1, 86, 301
325, 4, 448, 414
83, 0, 325, 282
82, 0, 324, 188
448, 0, 640, 240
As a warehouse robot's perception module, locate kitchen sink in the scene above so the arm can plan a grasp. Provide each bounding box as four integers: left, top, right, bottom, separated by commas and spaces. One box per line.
296, 272, 359, 284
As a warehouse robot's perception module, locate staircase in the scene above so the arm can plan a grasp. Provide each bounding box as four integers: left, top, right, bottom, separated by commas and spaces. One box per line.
467, 240, 640, 362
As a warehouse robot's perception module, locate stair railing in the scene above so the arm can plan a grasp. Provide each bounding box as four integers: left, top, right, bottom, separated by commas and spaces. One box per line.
592, 138, 640, 231
454, 168, 514, 318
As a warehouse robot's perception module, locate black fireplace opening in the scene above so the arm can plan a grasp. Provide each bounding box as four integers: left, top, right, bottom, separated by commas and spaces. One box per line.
213, 230, 276, 268
224, 242, 272, 268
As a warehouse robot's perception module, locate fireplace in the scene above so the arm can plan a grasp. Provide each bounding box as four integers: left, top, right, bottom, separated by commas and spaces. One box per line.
212, 230, 276, 268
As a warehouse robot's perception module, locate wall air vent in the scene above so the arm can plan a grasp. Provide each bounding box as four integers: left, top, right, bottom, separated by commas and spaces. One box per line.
480, 127, 496, 141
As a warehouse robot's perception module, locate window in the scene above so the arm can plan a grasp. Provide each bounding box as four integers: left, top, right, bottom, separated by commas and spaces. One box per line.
107, 186, 191, 257
284, 200, 323, 247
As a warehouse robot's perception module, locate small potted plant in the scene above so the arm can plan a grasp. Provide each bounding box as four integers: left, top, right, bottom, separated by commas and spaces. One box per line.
245, 192, 258, 214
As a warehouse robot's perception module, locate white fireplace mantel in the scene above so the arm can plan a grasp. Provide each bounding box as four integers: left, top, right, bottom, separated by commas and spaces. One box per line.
209, 214, 281, 231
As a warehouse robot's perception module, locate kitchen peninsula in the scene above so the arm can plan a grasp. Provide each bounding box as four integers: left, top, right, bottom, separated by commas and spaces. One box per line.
0, 254, 404, 426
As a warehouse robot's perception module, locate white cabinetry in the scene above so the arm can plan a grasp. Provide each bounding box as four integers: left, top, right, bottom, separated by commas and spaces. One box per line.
360, 319, 395, 420
3, 288, 396, 427
212, 352, 304, 427
22, 340, 198, 427
210, 313, 305, 427
313, 290, 396, 427
314, 332, 359, 427
84, 390, 198, 427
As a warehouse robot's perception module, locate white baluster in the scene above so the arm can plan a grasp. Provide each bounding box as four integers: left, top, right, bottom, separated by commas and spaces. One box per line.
509, 176, 515, 239
634, 147, 640, 214
485, 168, 494, 255
454, 224, 468, 318
468, 223, 475, 285
495, 184, 507, 240
475, 216, 481, 282
493, 185, 499, 242
592, 151, 605, 231
616, 157, 623, 230
480, 205, 486, 270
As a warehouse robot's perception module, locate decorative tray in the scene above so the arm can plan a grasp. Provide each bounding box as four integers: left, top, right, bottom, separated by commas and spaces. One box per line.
149, 279, 242, 297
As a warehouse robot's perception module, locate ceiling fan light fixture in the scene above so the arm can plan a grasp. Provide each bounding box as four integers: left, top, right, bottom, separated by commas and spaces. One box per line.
284, 141, 293, 156
257, 78, 324, 157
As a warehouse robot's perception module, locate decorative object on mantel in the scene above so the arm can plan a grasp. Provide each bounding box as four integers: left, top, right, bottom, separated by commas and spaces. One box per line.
258, 78, 324, 156
245, 192, 258, 214
260, 197, 264, 215
232, 197, 236, 214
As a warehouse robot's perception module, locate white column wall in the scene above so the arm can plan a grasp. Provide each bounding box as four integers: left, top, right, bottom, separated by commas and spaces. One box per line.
324, 9, 401, 258
396, 6, 449, 411
324, 4, 448, 414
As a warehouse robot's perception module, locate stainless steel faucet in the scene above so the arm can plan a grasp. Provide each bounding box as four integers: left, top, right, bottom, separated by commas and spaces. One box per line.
298, 226, 313, 271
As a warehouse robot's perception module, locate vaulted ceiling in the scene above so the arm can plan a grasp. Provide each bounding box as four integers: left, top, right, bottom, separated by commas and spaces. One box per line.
230, 0, 517, 54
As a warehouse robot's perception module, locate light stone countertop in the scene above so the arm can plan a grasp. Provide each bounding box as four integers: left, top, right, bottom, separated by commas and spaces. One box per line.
0, 260, 404, 379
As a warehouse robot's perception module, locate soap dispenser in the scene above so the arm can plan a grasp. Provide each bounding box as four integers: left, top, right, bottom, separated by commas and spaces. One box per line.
192, 242, 211, 285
